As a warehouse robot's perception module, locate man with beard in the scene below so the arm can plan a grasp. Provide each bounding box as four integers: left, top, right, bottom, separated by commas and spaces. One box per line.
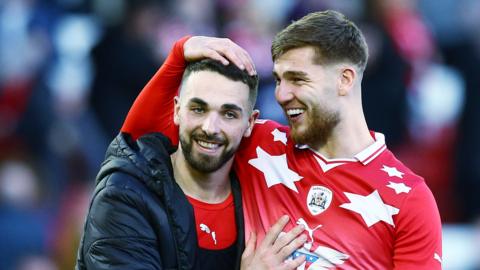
122, 10, 442, 270
76, 36, 308, 270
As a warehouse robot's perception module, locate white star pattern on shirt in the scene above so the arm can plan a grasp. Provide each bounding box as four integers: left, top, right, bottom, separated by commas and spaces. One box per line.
381, 165, 405, 178
340, 190, 400, 227
248, 146, 303, 192
271, 128, 287, 145
386, 181, 411, 194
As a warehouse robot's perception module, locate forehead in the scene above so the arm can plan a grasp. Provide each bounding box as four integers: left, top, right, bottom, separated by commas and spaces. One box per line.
273, 46, 319, 76
181, 70, 250, 108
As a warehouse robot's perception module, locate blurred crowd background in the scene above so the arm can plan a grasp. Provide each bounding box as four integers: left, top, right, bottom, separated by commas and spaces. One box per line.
0, 0, 479, 269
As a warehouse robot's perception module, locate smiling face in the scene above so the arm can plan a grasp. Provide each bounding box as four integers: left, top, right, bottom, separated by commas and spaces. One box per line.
174, 70, 256, 173
273, 46, 341, 148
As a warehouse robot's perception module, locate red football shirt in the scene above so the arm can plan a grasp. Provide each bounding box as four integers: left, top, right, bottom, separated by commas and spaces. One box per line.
121, 37, 443, 269
187, 194, 237, 250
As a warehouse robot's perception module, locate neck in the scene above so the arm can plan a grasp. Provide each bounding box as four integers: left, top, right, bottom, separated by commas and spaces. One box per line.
171, 151, 232, 203
313, 105, 374, 159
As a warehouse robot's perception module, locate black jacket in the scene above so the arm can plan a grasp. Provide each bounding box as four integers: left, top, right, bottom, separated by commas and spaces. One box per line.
76, 132, 244, 269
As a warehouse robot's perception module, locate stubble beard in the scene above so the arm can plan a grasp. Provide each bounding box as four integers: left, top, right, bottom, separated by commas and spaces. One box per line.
289, 106, 340, 148
179, 130, 236, 173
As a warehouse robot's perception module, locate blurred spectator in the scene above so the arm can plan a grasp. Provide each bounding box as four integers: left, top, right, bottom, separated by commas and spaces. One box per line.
418, 0, 480, 223
0, 158, 52, 270
0, 0, 479, 269
15, 255, 57, 270
89, 0, 165, 141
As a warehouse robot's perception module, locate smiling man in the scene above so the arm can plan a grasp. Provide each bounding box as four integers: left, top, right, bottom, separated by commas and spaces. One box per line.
76, 37, 307, 270
122, 10, 442, 270
174, 62, 254, 174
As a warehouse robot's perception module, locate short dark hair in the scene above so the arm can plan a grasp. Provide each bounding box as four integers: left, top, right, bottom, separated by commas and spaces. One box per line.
181, 59, 258, 111
271, 10, 369, 72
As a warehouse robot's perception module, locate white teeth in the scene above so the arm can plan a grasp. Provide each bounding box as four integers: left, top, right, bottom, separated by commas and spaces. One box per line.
197, 140, 219, 149
286, 108, 305, 116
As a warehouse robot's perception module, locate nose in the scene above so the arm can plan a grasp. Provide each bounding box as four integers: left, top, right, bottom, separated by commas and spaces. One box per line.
201, 113, 220, 135
275, 82, 294, 105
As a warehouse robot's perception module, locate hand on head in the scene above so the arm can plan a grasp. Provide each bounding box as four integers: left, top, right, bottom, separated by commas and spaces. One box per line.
184, 36, 256, 76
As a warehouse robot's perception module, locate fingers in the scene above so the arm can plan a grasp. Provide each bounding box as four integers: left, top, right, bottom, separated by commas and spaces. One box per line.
276, 231, 307, 261
272, 224, 306, 254
203, 49, 230, 65
225, 41, 256, 76
260, 215, 290, 250
229, 42, 256, 76
214, 40, 246, 69
281, 255, 306, 270
242, 232, 257, 260
241, 53, 256, 76
242, 215, 308, 270
238, 46, 256, 76
184, 36, 256, 76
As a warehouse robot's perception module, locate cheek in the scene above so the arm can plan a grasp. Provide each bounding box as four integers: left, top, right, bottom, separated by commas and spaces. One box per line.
274, 86, 280, 100
224, 125, 248, 143
178, 119, 198, 136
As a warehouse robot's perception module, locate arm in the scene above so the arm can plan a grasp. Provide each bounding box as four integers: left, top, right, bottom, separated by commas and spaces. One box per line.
393, 183, 443, 269
241, 215, 307, 270
121, 36, 256, 144
79, 174, 164, 269
121, 36, 190, 143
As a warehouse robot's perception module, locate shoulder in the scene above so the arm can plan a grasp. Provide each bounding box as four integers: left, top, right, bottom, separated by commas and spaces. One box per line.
96, 171, 153, 201
371, 149, 440, 225
82, 171, 172, 247
239, 119, 289, 150
366, 149, 438, 216
91, 171, 167, 225
79, 171, 173, 270
251, 119, 289, 134
373, 149, 425, 190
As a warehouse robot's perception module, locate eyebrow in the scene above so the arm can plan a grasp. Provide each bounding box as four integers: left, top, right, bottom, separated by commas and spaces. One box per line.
273, 70, 310, 80
188, 97, 208, 107
285, 70, 309, 78
221, 104, 243, 113
188, 97, 243, 113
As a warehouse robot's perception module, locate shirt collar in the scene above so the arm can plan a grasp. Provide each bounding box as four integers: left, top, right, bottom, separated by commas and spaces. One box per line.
295, 132, 387, 166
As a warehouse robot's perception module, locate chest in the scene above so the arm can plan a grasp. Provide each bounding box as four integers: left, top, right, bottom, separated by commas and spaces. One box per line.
236, 146, 408, 268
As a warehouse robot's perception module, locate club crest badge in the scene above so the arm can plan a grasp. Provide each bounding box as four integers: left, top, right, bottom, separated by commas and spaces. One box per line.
306, 186, 333, 215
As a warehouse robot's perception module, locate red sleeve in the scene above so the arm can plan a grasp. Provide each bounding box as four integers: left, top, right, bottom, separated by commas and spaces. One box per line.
393, 183, 443, 269
120, 36, 191, 145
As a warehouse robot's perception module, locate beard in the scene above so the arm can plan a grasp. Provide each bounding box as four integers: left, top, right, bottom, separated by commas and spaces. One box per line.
289, 106, 340, 148
179, 129, 236, 173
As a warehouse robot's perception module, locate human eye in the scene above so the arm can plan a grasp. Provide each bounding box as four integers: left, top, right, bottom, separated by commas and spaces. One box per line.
224, 111, 238, 119
191, 107, 204, 114
291, 77, 305, 84
274, 77, 281, 85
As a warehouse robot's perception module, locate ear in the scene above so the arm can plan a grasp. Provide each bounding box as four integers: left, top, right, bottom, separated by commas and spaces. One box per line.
339, 67, 356, 96
173, 96, 181, 125
243, 109, 260, 138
